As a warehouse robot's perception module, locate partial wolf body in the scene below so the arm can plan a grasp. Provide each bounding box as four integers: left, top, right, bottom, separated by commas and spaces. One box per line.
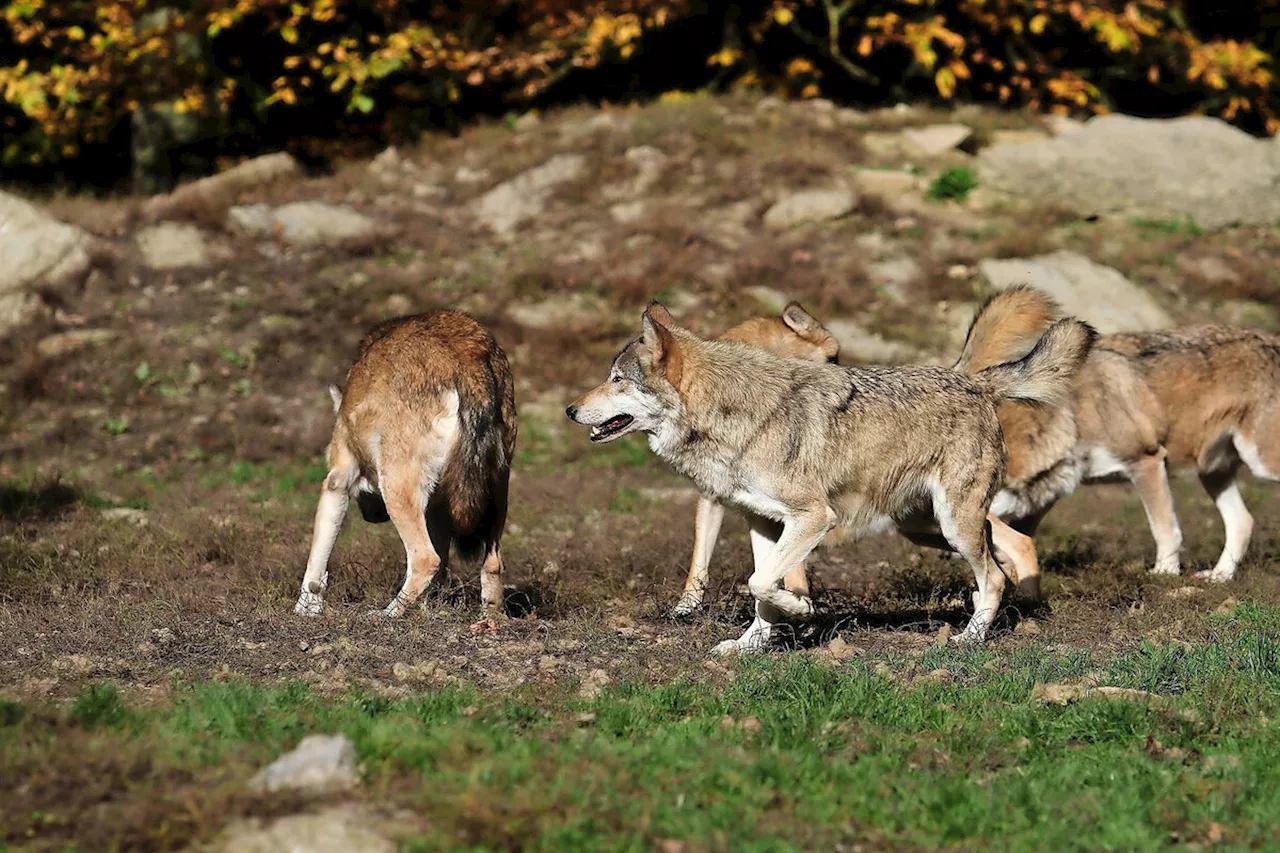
568, 304, 1095, 652
673, 302, 843, 618
966, 289, 1280, 582
295, 310, 517, 618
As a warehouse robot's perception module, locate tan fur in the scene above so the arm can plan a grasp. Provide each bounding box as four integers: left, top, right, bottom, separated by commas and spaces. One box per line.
671, 302, 841, 617
295, 310, 518, 619
569, 302, 1096, 651
962, 288, 1280, 582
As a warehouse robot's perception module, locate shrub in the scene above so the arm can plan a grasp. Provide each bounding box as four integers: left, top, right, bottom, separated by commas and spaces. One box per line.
0, 1, 1275, 182
928, 165, 978, 202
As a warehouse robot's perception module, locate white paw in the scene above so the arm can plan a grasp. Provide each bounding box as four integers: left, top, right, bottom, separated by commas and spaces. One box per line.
1149, 556, 1181, 576
950, 627, 987, 646
669, 594, 702, 619
1193, 567, 1235, 584
792, 596, 815, 618
711, 639, 744, 657
294, 592, 324, 616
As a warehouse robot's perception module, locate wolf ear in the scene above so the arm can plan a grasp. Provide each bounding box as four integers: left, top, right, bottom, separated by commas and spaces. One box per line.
641, 304, 684, 388
781, 301, 821, 335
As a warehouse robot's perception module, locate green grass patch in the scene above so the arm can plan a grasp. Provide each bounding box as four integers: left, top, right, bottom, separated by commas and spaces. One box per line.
1130, 215, 1204, 238
927, 166, 978, 203
5, 612, 1280, 851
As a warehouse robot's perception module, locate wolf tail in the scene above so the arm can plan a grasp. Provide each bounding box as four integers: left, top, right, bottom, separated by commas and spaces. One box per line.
971, 317, 1097, 406
954, 285, 1062, 374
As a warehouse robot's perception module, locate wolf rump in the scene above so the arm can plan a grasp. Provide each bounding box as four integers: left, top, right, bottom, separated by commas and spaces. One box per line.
568, 303, 1096, 652
295, 310, 517, 619
965, 287, 1280, 583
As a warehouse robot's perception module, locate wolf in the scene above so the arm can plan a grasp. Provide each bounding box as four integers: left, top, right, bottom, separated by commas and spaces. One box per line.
294, 310, 518, 618
672, 301, 844, 618
962, 287, 1280, 582
567, 303, 1096, 653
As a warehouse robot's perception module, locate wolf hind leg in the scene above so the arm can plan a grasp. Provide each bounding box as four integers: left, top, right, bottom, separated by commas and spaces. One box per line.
935, 486, 1007, 645
296, 455, 356, 616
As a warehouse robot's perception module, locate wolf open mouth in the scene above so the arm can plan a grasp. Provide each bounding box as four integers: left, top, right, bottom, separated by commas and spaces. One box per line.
590, 414, 634, 442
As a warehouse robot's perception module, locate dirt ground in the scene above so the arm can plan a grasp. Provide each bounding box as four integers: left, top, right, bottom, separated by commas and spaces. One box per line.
3, 92, 1280, 704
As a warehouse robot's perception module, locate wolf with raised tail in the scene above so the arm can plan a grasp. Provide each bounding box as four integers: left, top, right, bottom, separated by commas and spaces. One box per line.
567, 303, 1096, 653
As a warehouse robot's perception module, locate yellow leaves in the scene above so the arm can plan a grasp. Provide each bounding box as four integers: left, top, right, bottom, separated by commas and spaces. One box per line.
1029, 14, 1048, 35
785, 57, 816, 77
935, 67, 956, 98
706, 47, 741, 68
772, 6, 794, 26
66, 25, 85, 41
281, 24, 298, 44
800, 83, 820, 98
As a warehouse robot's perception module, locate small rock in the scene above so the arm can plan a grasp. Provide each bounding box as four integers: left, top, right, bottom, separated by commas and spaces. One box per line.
136, 222, 214, 270
376, 294, 413, 319
101, 507, 148, 527
205, 804, 397, 853
763, 189, 856, 230
454, 165, 490, 185
249, 734, 358, 794
258, 314, 302, 332
270, 201, 381, 246
575, 711, 597, 725
36, 328, 116, 358
505, 294, 607, 332
1214, 597, 1240, 616
851, 168, 919, 199
1177, 255, 1240, 287
391, 661, 440, 683
744, 286, 792, 314
947, 264, 971, 280
817, 636, 859, 661
368, 146, 402, 174
513, 112, 541, 131
609, 201, 647, 224
226, 203, 275, 236
1031, 683, 1159, 705
901, 123, 973, 157
866, 256, 922, 300
1014, 619, 1040, 635
578, 668, 612, 699
935, 624, 953, 646
150, 627, 175, 645
918, 668, 951, 684
471, 154, 586, 235
1166, 586, 1202, 600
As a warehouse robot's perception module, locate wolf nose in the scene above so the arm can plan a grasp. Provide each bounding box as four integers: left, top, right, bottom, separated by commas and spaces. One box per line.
565, 405, 578, 421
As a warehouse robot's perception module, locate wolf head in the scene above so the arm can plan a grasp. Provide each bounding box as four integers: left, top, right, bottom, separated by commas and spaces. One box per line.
719, 301, 839, 364
565, 303, 688, 444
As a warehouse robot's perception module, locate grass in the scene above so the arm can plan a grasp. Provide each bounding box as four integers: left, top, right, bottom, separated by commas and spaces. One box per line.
5, 607, 1280, 851
927, 166, 978, 203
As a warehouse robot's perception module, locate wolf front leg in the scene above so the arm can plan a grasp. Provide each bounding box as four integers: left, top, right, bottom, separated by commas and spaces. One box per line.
672, 496, 725, 617
711, 506, 832, 656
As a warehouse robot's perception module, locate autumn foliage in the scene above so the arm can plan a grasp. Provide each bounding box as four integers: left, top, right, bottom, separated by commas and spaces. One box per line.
2, 1, 1277, 179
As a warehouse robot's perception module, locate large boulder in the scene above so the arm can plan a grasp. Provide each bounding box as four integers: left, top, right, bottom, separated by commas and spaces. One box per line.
0, 191, 97, 337
471, 154, 586, 235
762, 189, 856, 230
977, 115, 1280, 230
979, 250, 1173, 334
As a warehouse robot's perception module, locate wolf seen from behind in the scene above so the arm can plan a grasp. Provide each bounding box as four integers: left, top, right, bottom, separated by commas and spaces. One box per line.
295, 310, 517, 619
567, 303, 1096, 654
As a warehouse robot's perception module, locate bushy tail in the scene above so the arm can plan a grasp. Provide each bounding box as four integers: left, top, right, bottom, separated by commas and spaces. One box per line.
954, 285, 1062, 374
971, 318, 1097, 406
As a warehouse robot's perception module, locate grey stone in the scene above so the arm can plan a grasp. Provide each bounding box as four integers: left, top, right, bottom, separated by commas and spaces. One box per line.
198, 805, 396, 853
609, 201, 647, 224
0, 191, 96, 337
145, 152, 300, 218
851, 169, 919, 199
901, 123, 973, 157
471, 154, 586, 235
866, 257, 922, 301
824, 320, 921, 364
228, 202, 379, 246
763, 189, 855, 230
977, 114, 1280, 230
37, 328, 117, 359
136, 222, 213, 270
249, 734, 358, 794
744, 286, 791, 314
979, 250, 1172, 333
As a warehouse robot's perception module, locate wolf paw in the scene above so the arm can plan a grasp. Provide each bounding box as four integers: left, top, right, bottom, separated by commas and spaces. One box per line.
1193, 567, 1235, 584
1149, 556, 1181, 576
669, 594, 703, 619
294, 592, 324, 617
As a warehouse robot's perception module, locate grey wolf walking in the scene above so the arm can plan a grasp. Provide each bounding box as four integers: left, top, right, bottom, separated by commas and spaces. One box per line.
567, 303, 1095, 653
672, 301, 844, 617
295, 310, 517, 618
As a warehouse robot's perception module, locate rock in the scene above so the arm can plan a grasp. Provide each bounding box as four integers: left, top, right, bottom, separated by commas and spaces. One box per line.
249, 734, 358, 794
136, 222, 214, 270
578, 668, 612, 699
560, 112, 630, 142
860, 133, 906, 160
37, 328, 116, 359
603, 145, 669, 200
368, 146, 404, 174
228, 202, 380, 246
505, 294, 607, 331
979, 250, 1172, 334
1031, 683, 1160, 705
391, 661, 439, 683
145, 152, 300, 219
977, 114, 1280, 230
763, 189, 856, 230
816, 636, 859, 662
866, 257, 922, 301
609, 201, 647, 224
901, 123, 973, 157
101, 508, 148, 527
1177, 255, 1240, 287
1043, 115, 1085, 136
1166, 586, 1202, 600
851, 168, 920, 199
471, 154, 586, 235
197, 804, 397, 853
744, 286, 792, 314
513, 112, 541, 131
0, 190, 97, 337
825, 320, 920, 364
454, 165, 491, 185
987, 129, 1048, 147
